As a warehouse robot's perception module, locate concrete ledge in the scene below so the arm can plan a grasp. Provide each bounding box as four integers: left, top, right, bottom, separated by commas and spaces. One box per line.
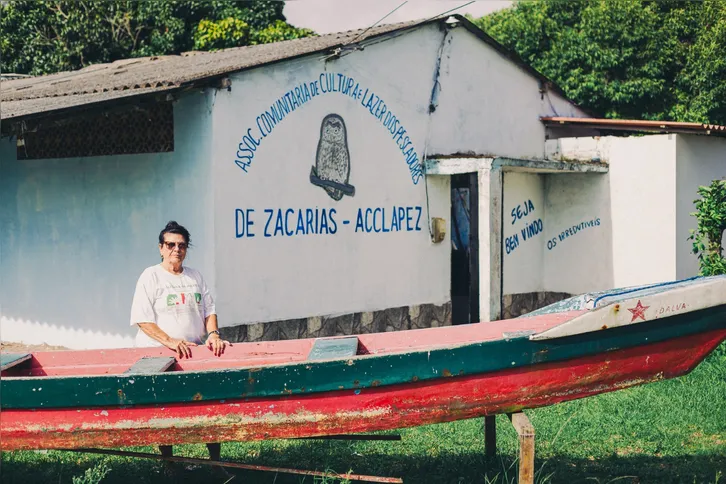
424, 156, 608, 175
503, 291, 572, 319
494, 157, 608, 174
220, 302, 452, 343
424, 157, 493, 175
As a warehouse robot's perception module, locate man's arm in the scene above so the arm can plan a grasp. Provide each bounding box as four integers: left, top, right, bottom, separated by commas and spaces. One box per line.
137, 322, 197, 358
204, 314, 219, 334
204, 314, 230, 356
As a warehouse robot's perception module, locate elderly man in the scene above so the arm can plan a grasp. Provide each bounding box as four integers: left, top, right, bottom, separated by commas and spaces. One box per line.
129, 221, 231, 471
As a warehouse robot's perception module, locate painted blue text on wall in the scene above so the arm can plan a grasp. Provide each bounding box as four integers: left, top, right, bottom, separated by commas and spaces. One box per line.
235, 206, 423, 238
547, 218, 601, 250
505, 199, 543, 255
233, 72, 424, 185
511, 199, 535, 225
505, 218, 544, 255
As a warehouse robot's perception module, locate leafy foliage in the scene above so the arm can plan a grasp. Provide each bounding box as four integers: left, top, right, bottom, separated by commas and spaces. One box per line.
472, 0, 726, 124
251, 19, 316, 45
690, 179, 726, 276
194, 17, 250, 51
72, 462, 111, 484
194, 18, 315, 51
0, 0, 314, 76
672, 0, 726, 123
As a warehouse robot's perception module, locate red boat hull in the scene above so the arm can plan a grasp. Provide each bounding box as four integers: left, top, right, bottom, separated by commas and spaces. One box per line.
2, 329, 723, 451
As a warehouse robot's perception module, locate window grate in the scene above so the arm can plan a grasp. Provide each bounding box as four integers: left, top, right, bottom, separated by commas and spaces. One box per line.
16, 102, 174, 160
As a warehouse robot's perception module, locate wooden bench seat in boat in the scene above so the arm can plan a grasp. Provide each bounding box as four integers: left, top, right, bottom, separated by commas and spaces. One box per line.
124, 356, 176, 374
306, 336, 359, 361
0, 353, 32, 371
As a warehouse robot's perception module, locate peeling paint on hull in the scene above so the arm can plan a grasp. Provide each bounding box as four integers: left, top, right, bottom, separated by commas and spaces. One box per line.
2, 329, 723, 451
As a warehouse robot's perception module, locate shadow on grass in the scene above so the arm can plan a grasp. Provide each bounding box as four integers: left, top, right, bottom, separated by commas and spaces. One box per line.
2, 444, 724, 484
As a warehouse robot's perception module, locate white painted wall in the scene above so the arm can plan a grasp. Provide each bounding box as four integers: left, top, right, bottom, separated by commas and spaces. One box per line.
545, 137, 612, 164
498, 132, 726, 309
675, 135, 726, 279
543, 134, 722, 293
0, 91, 215, 349
502, 172, 545, 294
499, 169, 611, 299
429, 24, 589, 160
608, 135, 677, 287
541, 135, 678, 293
542, 173, 612, 293
210, 24, 451, 326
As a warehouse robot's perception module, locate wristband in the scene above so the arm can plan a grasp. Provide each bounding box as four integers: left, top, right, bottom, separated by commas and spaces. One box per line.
207, 330, 220, 338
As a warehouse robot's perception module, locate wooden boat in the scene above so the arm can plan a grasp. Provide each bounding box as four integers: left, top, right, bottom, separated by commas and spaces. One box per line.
2, 275, 725, 452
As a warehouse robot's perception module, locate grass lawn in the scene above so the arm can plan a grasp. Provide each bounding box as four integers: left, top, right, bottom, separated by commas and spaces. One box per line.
1, 343, 724, 484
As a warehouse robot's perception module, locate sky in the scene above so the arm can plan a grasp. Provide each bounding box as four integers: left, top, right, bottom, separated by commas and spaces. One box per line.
283, 0, 512, 34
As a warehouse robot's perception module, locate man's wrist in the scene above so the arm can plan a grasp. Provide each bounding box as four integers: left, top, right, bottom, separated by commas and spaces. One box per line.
206, 330, 220, 339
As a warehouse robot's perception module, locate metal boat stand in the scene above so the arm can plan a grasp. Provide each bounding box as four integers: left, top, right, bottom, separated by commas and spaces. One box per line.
64, 434, 403, 483
484, 412, 535, 484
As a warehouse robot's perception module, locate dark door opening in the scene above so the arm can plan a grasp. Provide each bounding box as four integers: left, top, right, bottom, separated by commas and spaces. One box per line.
451, 173, 479, 325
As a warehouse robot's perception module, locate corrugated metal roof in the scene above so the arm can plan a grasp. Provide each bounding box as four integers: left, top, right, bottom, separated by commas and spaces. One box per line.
0, 18, 429, 120
0, 15, 592, 123
542, 116, 726, 137
1, 73, 31, 80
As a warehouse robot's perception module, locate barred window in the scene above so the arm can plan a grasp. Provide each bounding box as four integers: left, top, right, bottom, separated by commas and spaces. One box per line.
16, 102, 173, 160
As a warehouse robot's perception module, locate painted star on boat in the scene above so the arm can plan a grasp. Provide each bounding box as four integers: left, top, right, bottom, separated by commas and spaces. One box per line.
628, 300, 650, 322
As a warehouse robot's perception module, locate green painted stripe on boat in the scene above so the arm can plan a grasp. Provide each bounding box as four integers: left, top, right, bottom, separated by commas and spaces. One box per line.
2, 307, 725, 410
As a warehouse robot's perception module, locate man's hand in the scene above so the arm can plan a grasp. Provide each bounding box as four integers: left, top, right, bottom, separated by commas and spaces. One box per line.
206, 333, 231, 357
164, 338, 197, 359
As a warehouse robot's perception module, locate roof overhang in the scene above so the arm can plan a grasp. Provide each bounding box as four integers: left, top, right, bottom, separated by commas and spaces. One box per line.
424, 155, 608, 175
542, 116, 726, 139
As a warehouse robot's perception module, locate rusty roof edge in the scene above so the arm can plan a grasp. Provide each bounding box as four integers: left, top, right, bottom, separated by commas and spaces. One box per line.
541, 116, 726, 135
2, 81, 183, 103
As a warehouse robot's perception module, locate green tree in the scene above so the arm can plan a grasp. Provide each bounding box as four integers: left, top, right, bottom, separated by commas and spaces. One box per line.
690, 179, 726, 276
194, 17, 251, 51
472, 0, 726, 124
251, 19, 316, 45
194, 18, 315, 51
672, 0, 726, 123
0, 0, 314, 76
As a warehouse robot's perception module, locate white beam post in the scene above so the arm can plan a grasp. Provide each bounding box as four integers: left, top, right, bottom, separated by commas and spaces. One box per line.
478, 164, 502, 323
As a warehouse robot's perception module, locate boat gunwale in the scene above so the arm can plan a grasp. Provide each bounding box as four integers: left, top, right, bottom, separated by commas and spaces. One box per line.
0, 326, 550, 382
2, 305, 725, 410
1, 311, 585, 381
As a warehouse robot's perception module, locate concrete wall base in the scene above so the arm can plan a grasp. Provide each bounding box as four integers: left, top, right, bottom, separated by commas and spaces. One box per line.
502, 292, 572, 319
220, 302, 452, 343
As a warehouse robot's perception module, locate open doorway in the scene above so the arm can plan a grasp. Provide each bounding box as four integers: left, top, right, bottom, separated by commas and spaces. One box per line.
451, 173, 479, 325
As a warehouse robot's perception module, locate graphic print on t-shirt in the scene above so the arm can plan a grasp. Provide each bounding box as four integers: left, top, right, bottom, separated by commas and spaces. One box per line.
166, 292, 203, 308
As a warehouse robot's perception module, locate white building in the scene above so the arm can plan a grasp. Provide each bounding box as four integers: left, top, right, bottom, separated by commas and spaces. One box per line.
1, 15, 724, 350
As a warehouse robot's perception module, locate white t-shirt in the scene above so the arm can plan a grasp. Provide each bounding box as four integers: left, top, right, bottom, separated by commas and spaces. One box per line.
130, 264, 216, 347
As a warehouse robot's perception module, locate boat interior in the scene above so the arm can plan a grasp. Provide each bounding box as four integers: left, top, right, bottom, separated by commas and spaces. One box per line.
0, 311, 579, 378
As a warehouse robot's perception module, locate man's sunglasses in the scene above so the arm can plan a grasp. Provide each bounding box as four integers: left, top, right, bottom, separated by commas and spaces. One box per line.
163, 242, 188, 250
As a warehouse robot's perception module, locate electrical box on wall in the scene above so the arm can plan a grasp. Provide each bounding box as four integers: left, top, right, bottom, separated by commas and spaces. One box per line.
431, 217, 446, 243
